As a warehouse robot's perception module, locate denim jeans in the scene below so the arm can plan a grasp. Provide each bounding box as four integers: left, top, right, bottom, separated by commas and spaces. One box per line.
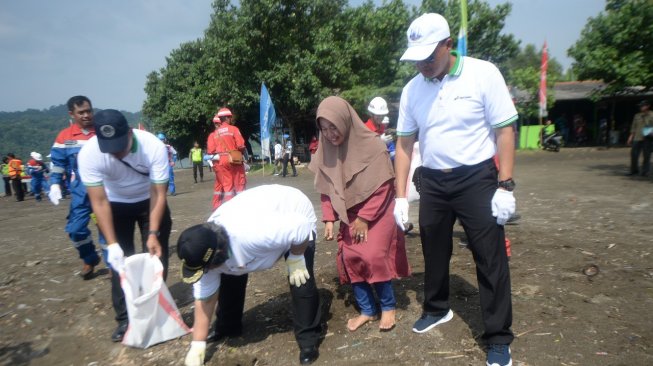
352, 281, 396, 316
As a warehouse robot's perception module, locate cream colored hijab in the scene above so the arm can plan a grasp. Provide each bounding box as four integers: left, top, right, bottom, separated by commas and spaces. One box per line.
308, 96, 395, 224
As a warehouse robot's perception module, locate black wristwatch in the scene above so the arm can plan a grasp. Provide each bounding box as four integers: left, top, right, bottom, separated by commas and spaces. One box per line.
498, 178, 516, 192
147, 230, 160, 238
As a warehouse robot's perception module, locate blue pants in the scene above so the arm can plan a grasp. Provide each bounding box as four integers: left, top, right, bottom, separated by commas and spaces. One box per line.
168, 166, 175, 195
352, 281, 396, 316
65, 178, 104, 265
30, 172, 48, 201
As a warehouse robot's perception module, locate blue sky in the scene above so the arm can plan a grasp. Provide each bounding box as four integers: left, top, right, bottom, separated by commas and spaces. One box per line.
0, 0, 605, 113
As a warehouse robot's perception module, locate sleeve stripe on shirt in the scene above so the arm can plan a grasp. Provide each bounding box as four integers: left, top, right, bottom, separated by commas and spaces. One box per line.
494, 115, 518, 128
84, 182, 104, 187
397, 130, 418, 137
151, 179, 169, 184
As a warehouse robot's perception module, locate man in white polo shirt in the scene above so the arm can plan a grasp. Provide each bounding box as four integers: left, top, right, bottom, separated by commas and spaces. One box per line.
78, 109, 173, 343
178, 184, 321, 366
393, 14, 517, 366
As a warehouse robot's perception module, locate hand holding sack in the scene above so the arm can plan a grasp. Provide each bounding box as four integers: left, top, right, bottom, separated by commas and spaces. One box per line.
393, 198, 409, 231
48, 184, 62, 205
491, 189, 516, 225
107, 243, 125, 272
286, 253, 310, 287
184, 341, 206, 366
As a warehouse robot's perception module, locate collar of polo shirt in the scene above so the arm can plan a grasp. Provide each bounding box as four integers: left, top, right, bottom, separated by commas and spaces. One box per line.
424, 51, 465, 83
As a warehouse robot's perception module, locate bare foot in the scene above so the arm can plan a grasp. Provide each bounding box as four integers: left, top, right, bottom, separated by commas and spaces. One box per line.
347, 314, 377, 332
379, 310, 396, 331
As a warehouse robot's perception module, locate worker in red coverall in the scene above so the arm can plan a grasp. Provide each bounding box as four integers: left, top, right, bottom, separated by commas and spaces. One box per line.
206, 108, 247, 210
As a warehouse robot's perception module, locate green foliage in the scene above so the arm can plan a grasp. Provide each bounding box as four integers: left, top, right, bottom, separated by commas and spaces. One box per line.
507, 44, 564, 122
143, 0, 519, 149
0, 107, 140, 162
568, 0, 653, 95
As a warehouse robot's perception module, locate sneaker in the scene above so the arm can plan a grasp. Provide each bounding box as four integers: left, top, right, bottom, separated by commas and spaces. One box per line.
412, 309, 453, 333
486, 344, 511, 366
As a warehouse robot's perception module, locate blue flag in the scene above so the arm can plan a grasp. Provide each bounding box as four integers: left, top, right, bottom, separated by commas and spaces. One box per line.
457, 0, 468, 57
260, 83, 276, 159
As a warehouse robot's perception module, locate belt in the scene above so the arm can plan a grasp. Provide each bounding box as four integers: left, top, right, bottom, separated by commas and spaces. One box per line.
423, 158, 494, 175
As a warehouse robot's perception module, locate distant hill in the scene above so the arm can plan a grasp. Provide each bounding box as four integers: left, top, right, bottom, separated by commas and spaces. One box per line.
0, 105, 142, 162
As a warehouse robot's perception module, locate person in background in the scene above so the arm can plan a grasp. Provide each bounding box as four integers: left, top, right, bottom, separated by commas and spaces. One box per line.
554, 114, 569, 145
78, 109, 172, 343
157, 133, 177, 195
7, 153, 24, 202
309, 96, 410, 332
1, 156, 12, 197
394, 13, 516, 366
365, 97, 389, 135
48, 96, 104, 279
273, 139, 284, 176
308, 136, 319, 156
206, 108, 247, 209
178, 185, 321, 366
282, 139, 297, 177
189, 142, 204, 183
26, 152, 49, 202
626, 100, 653, 177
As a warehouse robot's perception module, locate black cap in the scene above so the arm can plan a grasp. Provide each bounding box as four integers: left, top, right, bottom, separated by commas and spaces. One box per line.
177, 223, 230, 284
95, 109, 131, 153
639, 100, 651, 107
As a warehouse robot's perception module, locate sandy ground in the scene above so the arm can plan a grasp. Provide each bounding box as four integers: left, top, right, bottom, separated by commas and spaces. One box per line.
1, 147, 652, 366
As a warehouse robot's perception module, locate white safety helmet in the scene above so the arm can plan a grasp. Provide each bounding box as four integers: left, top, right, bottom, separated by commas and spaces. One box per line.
367, 97, 389, 116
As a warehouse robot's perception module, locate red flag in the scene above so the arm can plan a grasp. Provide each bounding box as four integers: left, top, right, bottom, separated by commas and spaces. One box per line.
539, 41, 548, 120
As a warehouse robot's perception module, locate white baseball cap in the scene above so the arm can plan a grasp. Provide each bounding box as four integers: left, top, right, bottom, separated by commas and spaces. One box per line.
30, 151, 43, 161
400, 13, 450, 62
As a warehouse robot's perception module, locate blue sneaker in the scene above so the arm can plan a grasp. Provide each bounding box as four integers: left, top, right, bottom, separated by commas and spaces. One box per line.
412, 309, 453, 333
486, 344, 511, 366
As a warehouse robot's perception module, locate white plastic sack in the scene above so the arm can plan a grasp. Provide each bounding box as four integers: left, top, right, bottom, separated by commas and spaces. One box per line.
406, 141, 421, 203
121, 253, 190, 349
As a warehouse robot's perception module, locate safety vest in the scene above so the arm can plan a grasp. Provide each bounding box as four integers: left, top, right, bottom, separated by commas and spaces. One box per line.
190, 147, 203, 162
8, 158, 22, 178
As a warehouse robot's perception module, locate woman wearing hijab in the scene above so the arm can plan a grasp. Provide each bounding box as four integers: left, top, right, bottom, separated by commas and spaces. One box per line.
309, 96, 410, 332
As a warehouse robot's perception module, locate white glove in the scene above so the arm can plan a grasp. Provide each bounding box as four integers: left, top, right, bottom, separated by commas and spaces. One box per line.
380, 133, 392, 143
184, 341, 206, 366
107, 243, 125, 272
393, 198, 409, 231
286, 253, 310, 287
48, 184, 62, 205
491, 189, 516, 225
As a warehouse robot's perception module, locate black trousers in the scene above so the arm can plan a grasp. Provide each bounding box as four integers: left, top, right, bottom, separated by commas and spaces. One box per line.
215, 239, 322, 349
11, 177, 24, 201
3, 176, 12, 196
192, 161, 204, 182
630, 138, 652, 174
282, 153, 296, 177
418, 159, 513, 345
109, 199, 172, 323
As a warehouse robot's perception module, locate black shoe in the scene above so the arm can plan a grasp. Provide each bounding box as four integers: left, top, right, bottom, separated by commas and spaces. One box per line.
627, 171, 639, 176
111, 322, 128, 342
299, 346, 319, 365
207, 323, 242, 342
80, 256, 102, 280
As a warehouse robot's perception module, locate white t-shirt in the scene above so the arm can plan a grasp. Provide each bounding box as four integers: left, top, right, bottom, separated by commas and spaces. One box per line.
78, 129, 169, 203
193, 184, 317, 300
397, 54, 518, 169
274, 143, 283, 160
